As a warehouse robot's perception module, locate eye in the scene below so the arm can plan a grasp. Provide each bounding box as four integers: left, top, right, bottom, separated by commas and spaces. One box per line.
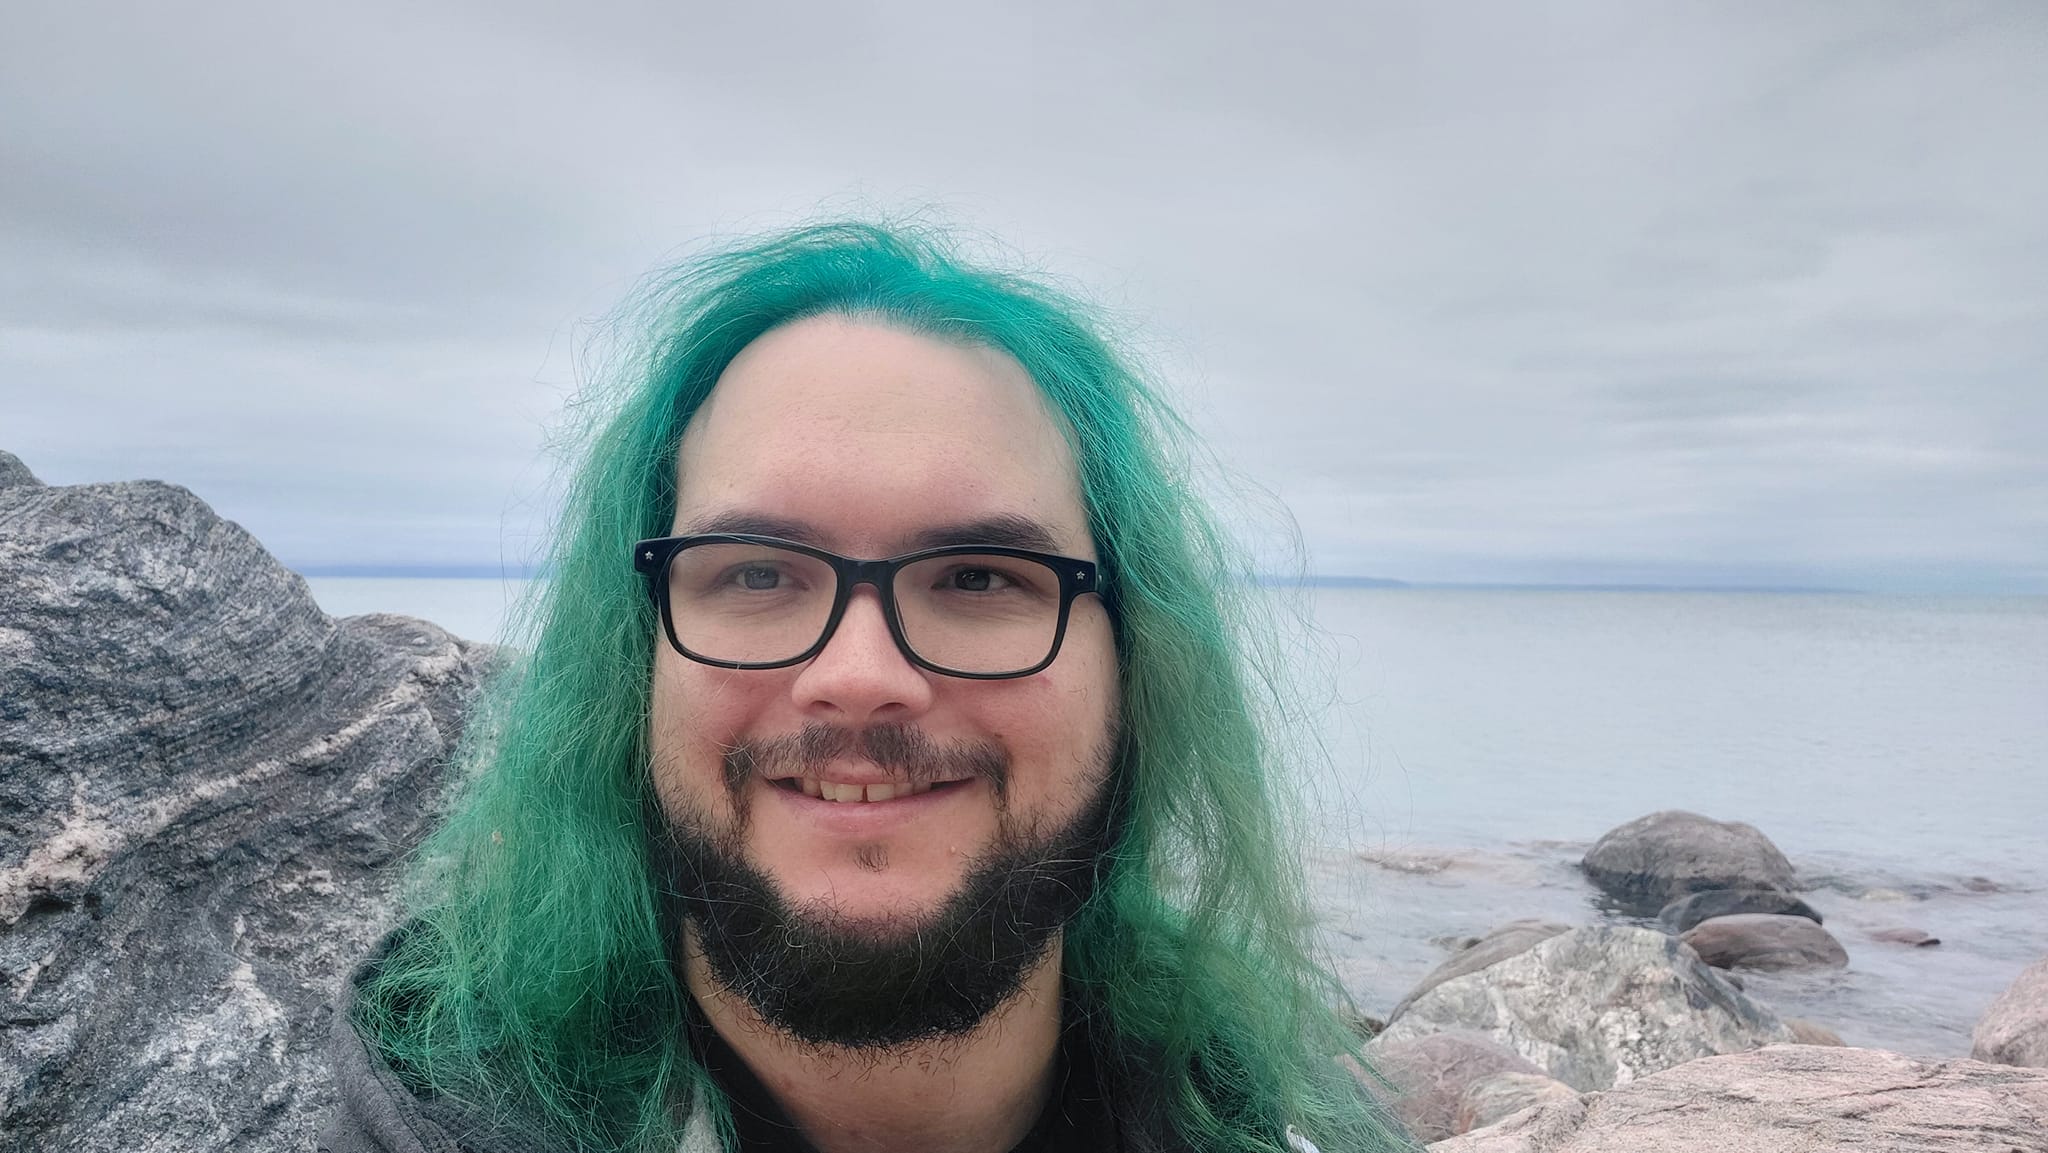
708, 560, 808, 595
946, 566, 1008, 593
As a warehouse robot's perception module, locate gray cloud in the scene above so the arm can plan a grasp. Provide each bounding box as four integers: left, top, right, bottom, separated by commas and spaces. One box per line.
2, 0, 2042, 589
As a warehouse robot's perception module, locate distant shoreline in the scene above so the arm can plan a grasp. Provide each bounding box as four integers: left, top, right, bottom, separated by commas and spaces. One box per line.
294, 564, 547, 580
1255, 575, 1864, 595
298, 565, 1864, 595
296, 567, 2048, 598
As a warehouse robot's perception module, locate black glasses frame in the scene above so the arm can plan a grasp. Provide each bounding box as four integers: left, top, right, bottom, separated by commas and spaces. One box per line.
632, 533, 1104, 680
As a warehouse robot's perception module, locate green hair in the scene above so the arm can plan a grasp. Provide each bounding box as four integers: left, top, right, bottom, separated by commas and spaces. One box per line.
355, 221, 1409, 1152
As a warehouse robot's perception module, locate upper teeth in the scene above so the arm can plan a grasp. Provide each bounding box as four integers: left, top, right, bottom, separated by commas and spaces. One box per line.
801, 779, 937, 803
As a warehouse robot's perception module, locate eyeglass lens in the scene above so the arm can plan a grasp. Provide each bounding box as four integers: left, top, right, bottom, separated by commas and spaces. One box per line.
664, 542, 1066, 674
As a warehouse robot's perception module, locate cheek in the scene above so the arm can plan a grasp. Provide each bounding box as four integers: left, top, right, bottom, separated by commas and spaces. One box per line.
992, 624, 1119, 806
648, 653, 769, 802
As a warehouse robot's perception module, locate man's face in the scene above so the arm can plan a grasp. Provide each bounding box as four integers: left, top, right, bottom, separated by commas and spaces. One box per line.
649, 315, 1120, 946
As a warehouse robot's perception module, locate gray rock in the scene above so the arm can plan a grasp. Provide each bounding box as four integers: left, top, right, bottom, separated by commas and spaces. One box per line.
1452, 1072, 1577, 1137
1375, 925, 1796, 1091
1389, 919, 1572, 1024
1657, 887, 1822, 934
0, 458, 496, 1151
1365, 1031, 1548, 1143
1681, 913, 1850, 971
1870, 927, 1941, 947
1427, 1045, 2048, 1152
0, 450, 40, 490
1974, 956, 2048, 1068
1786, 1018, 1846, 1046
1581, 811, 1796, 913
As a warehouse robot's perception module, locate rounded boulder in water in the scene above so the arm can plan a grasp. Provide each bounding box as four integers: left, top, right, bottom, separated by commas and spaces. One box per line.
1581, 811, 1797, 914
1869, 927, 1941, 947
1682, 914, 1850, 971
1659, 888, 1822, 934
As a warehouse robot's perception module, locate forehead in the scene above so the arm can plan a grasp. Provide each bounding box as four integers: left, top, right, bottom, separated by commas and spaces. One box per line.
673, 315, 1093, 557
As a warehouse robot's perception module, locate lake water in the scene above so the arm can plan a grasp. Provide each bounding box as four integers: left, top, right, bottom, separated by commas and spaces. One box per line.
306, 577, 2048, 1058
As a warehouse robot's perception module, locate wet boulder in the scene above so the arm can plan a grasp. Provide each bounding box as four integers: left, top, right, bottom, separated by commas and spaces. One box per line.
1681, 914, 1850, 971
1869, 927, 1941, 947
1657, 887, 1821, 934
1581, 811, 1796, 913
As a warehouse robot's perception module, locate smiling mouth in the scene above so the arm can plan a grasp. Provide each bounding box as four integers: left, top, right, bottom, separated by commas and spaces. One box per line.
767, 777, 972, 803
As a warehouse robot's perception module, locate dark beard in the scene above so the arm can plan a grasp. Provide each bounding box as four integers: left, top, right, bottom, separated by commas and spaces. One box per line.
646, 722, 1123, 1050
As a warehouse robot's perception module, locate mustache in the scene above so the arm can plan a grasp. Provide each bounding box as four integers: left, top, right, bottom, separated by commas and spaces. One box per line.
722, 722, 1011, 799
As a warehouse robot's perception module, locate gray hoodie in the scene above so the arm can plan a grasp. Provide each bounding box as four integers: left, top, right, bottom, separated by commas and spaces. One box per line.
318, 941, 1337, 1153
317, 941, 717, 1153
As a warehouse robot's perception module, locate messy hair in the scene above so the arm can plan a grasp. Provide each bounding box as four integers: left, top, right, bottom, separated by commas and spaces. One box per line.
354, 221, 1408, 1152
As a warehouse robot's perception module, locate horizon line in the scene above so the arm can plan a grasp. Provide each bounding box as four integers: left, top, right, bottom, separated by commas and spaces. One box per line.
292, 563, 1908, 596
290, 565, 2048, 596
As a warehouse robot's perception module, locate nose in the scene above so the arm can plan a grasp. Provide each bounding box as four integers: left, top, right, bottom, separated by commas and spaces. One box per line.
789, 585, 935, 724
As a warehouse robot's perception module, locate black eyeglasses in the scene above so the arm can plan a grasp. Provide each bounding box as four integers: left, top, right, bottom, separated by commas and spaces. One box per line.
632, 534, 1105, 679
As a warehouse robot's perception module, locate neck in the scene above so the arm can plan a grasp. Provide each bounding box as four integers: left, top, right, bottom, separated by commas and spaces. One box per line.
682, 931, 1065, 1153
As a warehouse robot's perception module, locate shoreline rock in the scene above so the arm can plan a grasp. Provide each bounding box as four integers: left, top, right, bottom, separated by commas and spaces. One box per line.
1580, 810, 1797, 914
1870, 927, 1941, 947
1373, 925, 1797, 1091
1681, 913, 1850, 971
1453, 1072, 1577, 1137
1974, 957, 2048, 1068
1786, 1018, 1847, 1046
1365, 1031, 1549, 1144
1428, 1045, 2048, 1152
0, 451, 496, 1151
1388, 919, 1571, 1025
1658, 887, 1822, 933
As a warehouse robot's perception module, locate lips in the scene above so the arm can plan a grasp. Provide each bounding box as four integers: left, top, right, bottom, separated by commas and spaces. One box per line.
728, 723, 1008, 806
770, 775, 971, 803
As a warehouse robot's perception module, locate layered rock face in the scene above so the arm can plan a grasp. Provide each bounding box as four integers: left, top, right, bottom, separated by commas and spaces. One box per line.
1429, 1045, 2048, 1152
0, 452, 496, 1151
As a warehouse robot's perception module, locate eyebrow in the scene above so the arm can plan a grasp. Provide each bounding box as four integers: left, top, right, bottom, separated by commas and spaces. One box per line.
902, 515, 1064, 554
678, 511, 823, 542
677, 511, 1068, 555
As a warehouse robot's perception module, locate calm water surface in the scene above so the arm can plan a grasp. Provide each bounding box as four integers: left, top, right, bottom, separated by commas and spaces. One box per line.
307, 578, 2048, 1057
1306, 589, 2046, 875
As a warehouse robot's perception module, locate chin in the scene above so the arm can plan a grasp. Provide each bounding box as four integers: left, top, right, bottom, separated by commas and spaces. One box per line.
775, 862, 971, 927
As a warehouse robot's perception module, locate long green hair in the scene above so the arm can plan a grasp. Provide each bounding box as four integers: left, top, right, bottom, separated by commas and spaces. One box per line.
356, 221, 1409, 1152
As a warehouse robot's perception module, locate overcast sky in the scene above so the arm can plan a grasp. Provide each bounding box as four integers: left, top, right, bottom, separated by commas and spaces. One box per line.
4, 1, 2044, 591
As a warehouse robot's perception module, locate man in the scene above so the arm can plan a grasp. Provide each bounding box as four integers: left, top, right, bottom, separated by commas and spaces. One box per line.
324, 223, 1410, 1153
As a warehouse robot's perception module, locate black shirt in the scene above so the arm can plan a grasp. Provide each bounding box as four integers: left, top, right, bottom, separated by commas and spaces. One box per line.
687, 1010, 1121, 1153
